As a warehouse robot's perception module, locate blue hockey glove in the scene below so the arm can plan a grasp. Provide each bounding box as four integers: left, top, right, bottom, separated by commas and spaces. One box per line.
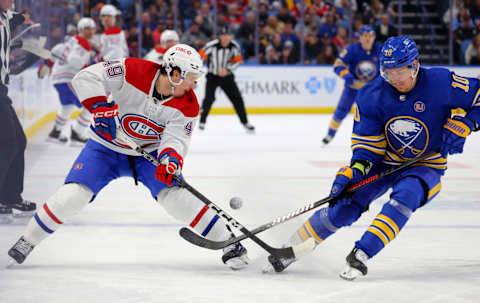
91, 101, 119, 141
440, 116, 474, 158
343, 73, 355, 88
329, 163, 366, 207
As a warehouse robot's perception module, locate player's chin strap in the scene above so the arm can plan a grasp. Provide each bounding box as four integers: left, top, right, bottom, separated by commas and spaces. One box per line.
114, 129, 315, 259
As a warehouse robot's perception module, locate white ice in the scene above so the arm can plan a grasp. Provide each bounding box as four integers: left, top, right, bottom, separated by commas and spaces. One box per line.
1, 115, 480, 303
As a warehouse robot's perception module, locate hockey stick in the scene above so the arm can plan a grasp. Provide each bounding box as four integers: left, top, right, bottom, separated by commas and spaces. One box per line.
180, 149, 440, 250
21, 37, 66, 62
11, 23, 41, 43
115, 131, 315, 259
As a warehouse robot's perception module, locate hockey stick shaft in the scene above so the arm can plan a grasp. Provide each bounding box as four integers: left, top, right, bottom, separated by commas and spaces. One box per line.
115, 131, 309, 258
180, 149, 440, 249
11, 23, 41, 43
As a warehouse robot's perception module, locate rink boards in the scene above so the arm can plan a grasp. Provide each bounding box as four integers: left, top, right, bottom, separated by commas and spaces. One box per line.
8, 64, 480, 136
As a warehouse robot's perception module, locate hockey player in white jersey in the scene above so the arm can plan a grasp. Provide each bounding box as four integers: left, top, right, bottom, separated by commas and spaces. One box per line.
98, 4, 128, 60
144, 30, 179, 64
7, 44, 249, 270
45, 17, 96, 145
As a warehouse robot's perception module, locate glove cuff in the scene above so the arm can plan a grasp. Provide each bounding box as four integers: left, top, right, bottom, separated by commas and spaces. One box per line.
444, 117, 471, 138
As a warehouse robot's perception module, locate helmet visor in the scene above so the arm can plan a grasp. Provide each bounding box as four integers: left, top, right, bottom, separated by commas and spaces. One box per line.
182, 71, 203, 82
381, 65, 414, 83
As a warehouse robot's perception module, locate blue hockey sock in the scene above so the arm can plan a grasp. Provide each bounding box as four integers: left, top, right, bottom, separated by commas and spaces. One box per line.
355, 200, 410, 258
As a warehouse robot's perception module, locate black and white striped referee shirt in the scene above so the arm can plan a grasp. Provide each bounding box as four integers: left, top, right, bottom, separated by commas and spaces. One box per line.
0, 9, 25, 86
199, 39, 242, 76
0, 10, 12, 85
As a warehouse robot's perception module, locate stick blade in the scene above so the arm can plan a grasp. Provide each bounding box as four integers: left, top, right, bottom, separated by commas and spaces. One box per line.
179, 227, 227, 250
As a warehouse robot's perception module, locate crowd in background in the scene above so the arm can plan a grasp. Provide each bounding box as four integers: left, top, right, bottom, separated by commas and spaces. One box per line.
17, 0, 480, 65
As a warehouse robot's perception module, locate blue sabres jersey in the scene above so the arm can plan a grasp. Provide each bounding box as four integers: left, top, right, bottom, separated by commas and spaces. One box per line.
334, 42, 382, 89
351, 67, 480, 174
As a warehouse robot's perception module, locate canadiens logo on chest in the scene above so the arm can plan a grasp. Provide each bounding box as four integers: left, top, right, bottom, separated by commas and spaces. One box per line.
120, 114, 164, 141
386, 116, 429, 159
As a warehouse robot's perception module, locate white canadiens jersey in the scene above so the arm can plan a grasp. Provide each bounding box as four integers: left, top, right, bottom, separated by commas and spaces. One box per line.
99, 26, 129, 60
144, 46, 167, 65
51, 35, 92, 84
71, 58, 199, 159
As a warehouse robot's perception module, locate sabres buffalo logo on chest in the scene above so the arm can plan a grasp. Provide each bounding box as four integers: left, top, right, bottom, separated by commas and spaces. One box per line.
355, 60, 377, 81
120, 114, 164, 141
385, 116, 429, 159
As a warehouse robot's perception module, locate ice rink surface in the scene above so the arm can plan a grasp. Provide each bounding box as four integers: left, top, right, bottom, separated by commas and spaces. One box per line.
1, 115, 480, 303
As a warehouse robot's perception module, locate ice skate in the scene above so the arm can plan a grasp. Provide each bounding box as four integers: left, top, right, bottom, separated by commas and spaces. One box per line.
70, 127, 89, 146
47, 127, 68, 144
0, 203, 13, 224
11, 199, 36, 217
339, 247, 368, 281
222, 239, 249, 270
243, 123, 255, 133
8, 236, 35, 265
262, 254, 296, 273
198, 122, 205, 130
321, 134, 334, 146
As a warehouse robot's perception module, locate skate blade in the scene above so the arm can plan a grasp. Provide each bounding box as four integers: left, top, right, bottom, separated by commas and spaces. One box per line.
46, 137, 68, 145
69, 138, 88, 147
339, 265, 362, 281
261, 262, 275, 274
225, 255, 250, 270
6, 258, 17, 269
0, 215, 14, 224
12, 209, 35, 218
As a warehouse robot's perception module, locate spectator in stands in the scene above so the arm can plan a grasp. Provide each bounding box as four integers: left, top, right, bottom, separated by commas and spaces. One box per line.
317, 43, 337, 64
305, 31, 323, 64
332, 26, 349, 52
374, 13, 397, 43
281, 20, 300, 48
152, 20, 167, 46
455, 14, 477, 63
465, 33, 480, 64
237, 11, 256, 59
260, 44, 280, 64
469, 0, 480, 27
267, 15, 284, 38
318, 11, 339, 38
277, 4, 297, 27
258, 1, 269, 27
196, 3, 214, 37
224, 3, 244, 32
279, 40, 298, 64
272, 33, 284, 53
294, 13, 320, 40
443, 0, 464, 27
181, 20, 208, 50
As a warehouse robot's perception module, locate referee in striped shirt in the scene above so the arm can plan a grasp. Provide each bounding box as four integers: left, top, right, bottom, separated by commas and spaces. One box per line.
198, 26, 255, 133
0, 1, 36, 223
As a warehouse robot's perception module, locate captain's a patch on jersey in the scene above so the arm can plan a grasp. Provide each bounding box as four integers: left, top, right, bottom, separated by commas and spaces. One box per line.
184, 121, 193, 136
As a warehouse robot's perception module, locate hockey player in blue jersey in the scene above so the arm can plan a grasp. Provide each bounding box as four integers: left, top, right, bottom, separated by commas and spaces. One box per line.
322, 25, 382, 146
265, 36, 480, 280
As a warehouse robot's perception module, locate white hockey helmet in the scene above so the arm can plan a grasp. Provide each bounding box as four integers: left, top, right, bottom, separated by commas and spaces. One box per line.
77, 17, 96, 32
160, 30, 180, 48
100, 4, 120, 16
163, 44, 204, 87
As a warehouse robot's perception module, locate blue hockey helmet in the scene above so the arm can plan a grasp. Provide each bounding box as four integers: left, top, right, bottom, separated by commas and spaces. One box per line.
380, 36, 419, 70
359, 25, 375, 35
380, 36, 419, 83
